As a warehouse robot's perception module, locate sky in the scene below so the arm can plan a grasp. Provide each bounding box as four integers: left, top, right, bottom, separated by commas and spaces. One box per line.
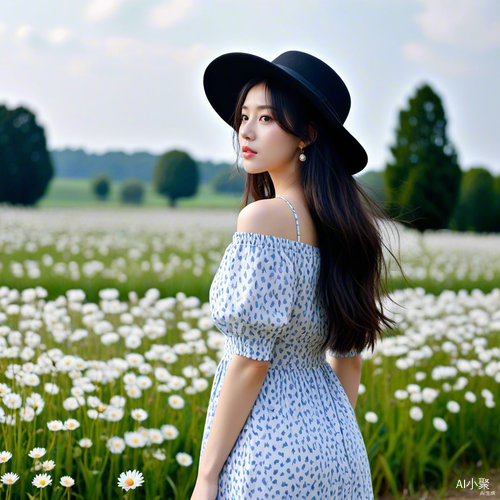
0, 0, 499, 173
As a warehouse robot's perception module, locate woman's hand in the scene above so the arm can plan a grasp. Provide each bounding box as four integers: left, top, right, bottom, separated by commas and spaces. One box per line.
190, 474, 219, 500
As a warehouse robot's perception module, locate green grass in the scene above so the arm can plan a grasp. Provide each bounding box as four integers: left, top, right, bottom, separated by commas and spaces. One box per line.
39, 177, 244, 209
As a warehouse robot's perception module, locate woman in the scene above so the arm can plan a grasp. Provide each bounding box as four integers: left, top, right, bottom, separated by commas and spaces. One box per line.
191, 50, 403, 500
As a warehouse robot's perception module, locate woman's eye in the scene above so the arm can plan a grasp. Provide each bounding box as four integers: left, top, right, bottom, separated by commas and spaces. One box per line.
240, 115, 272, 122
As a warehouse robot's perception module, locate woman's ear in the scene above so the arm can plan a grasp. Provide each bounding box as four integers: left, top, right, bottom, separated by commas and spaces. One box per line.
307, 123, 319, 144
301, 123, 318, 148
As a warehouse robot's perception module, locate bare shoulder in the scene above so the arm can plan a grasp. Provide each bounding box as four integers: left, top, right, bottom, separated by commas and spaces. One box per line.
237, 198, 295, 240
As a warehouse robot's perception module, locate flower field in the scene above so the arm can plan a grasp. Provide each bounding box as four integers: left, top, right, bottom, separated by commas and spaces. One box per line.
0, 206, 499, 498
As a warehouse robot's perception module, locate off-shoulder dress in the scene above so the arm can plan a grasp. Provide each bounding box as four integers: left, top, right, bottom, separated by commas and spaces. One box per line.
199, 195, 374, 499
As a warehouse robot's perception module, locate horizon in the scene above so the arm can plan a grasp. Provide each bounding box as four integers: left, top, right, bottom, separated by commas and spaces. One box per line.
1, 0, 499, 173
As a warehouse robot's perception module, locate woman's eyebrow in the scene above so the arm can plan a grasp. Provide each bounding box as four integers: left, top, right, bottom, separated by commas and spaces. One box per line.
241, 105, 275, 111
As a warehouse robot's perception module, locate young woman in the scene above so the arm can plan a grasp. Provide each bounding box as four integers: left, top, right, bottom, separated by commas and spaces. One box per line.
191, 50, 403, 500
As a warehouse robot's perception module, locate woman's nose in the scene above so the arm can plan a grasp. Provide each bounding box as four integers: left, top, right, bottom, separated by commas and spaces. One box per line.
240, 121, 255, 141
240, 127, 255, 142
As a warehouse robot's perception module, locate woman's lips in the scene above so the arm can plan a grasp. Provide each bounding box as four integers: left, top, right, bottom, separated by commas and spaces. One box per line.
242, 151, 257, 158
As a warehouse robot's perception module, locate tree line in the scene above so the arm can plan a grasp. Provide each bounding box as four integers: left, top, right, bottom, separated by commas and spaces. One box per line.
1, 83, 499, 231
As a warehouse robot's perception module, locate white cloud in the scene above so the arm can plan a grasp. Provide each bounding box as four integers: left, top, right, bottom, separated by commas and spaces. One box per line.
402, 41, 477, 76
12, 25, 82, 52
46, 27, 72, 45
84, 0, 128, 23
148, 0, 198, 28
415, 0, 500, 51
67, 58, 93, 77
97, 36, 209, 64
167, 42, 210, 63
14, 24, 33, 42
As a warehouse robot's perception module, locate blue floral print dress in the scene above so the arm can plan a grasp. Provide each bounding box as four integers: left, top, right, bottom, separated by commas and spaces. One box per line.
199, 196, 374, 499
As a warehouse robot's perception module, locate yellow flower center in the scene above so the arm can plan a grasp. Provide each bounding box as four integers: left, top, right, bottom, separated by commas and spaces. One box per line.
125, 478, 134, 486
40, 480, 46, 486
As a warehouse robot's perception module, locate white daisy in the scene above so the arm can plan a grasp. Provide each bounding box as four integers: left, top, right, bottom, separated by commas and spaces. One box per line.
32, 473, 52, 488
364, 411, 378, 423
0, 451, 12, 463
106, 437, 126, 454
79, 438, 93, 448
125, 385, 142, 399
1, 472, 20, 485
148, 429, 164, 444
104, 406, 124, 422
130, 409, 148, 422
176, 452, 193, 466
42, 460, 56, 471
409, 406, 424, 421
447, 401, 461, 413
3, 393, 22, 409
124, 431, 146, 448
60, 476, 75, 487
433, 417, 448, 432
44, 383, 60, 395
63, 397, 80, 411
47, 420, 64, 431
63, 419, 81, 430
160, 424, 179, 440
29, 447, 47, 459
109, 395, 126, 408
168, 394, 185, 410
20, 406, 36, 422
152, 449, 166, 460
117, 469, 144, 491
0, 384, 12, 396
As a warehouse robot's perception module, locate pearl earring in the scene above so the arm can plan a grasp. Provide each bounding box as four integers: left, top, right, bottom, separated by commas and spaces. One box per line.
299, 148, 306, 162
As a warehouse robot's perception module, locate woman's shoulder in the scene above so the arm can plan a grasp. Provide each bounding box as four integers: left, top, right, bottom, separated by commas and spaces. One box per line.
236, 198, 296, 241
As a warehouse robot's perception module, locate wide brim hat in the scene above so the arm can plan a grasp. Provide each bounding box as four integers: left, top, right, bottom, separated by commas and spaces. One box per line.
203, 50, 368, 175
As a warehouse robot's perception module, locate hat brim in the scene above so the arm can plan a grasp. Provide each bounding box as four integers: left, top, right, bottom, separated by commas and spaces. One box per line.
203, 52, 368, 175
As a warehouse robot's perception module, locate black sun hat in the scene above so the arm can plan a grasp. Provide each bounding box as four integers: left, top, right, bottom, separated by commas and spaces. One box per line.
203, 50, 368, 175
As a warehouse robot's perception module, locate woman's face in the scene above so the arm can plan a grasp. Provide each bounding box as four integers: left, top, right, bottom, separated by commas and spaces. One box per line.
238, 82, 305, 174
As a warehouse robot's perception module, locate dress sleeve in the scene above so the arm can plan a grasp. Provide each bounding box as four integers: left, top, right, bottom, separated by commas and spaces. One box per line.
211, 242, 295, 361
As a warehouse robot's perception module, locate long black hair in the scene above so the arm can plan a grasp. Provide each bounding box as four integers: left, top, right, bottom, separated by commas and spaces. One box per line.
228, 76, 408, 356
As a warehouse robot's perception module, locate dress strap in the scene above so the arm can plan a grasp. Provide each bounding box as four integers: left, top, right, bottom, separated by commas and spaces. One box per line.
276, 195, 301, 242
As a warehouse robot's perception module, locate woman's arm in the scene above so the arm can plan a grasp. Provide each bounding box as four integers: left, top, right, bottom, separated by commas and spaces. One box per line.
196, 354, 269, 481
327, 354, 362, 410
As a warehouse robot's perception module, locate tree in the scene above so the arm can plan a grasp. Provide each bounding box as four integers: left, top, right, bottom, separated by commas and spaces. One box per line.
153, 150, 199, 207
120, 178, 144, 204
0, 104, 54, 205
494, 176, 500, 233
384, 83, 462, 231
92, 174, 111, 200
449, 167, 497, 232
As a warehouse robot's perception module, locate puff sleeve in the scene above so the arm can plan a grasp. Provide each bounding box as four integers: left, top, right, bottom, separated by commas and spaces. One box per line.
210, 242, 296, 361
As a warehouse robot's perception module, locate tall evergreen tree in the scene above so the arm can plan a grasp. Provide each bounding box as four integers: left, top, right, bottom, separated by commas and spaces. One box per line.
449, 167, 496, 232
384, 83, 462, 231
492, 175, 500, 232
0, 104, 54, 205
153, 150, 199, 207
